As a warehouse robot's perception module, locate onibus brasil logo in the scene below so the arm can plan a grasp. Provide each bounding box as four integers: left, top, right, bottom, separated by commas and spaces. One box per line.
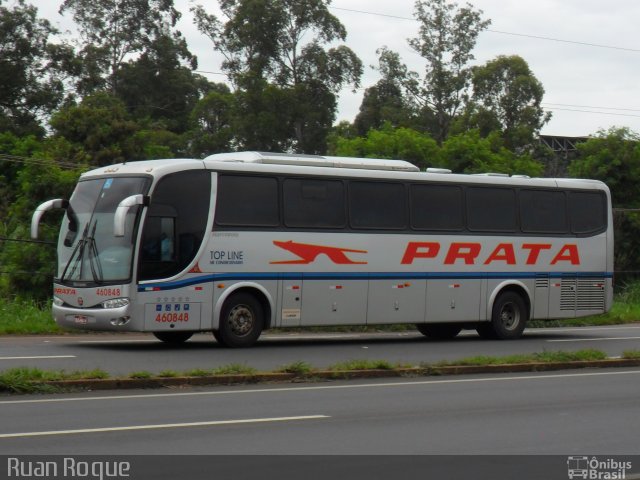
567, 456, 632, 479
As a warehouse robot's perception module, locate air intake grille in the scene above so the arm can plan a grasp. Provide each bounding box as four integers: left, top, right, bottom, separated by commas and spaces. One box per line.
560, 279, 577, 311
535, 277, 549, 289
576, 278, 606, 311
560, 277, 605, 311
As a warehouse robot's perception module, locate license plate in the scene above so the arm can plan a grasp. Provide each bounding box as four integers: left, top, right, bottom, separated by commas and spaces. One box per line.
74, 315, 89, 324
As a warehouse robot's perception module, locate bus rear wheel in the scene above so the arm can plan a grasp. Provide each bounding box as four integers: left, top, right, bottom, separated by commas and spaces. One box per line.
216, 292, 264, 348
153, 331, 194, 344
416, 323, 462, 339
477, 291, 528, 340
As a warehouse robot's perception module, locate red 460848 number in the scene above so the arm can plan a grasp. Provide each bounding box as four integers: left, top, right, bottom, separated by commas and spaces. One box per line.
155, 313, 189, 323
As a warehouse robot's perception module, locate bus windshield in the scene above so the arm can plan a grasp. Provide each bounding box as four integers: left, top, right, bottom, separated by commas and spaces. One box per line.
57, 176, 150, 285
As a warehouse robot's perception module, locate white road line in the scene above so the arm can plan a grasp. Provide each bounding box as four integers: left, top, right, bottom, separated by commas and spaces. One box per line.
0, 355, 76, 360
2, 369, 640, 406
530, 325, 640, 333
547, 336, 640, 342
0, 415, 329, 439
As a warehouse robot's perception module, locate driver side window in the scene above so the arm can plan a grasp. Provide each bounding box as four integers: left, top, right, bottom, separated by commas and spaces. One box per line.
138, 170, 211, 281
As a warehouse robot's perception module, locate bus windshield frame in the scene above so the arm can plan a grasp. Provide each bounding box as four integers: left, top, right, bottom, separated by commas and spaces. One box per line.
57, 176, 151, 286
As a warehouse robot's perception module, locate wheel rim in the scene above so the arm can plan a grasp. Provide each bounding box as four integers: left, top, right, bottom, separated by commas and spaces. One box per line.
499, 301, 520, 331
227, 304, 254, 337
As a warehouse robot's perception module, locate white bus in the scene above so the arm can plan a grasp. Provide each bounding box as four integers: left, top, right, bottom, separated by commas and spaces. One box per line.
31, 151, 613, 347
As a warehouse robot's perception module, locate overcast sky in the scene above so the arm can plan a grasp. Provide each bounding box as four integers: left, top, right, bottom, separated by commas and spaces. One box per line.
40, 0, 640, 137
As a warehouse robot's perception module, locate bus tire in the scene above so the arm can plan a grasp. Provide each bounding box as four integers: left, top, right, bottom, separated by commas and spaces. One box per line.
416, 323, 462, 339
475, 323, 498, 339
217, 292, 264, 348
484, 291, 528, 340
153, 331, 193, 344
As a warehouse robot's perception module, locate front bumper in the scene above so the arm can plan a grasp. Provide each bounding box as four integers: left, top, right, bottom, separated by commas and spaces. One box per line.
53, 303, 143, 331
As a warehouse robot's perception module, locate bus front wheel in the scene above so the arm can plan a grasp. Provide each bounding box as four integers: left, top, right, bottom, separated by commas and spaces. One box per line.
477, 291, 528, 340
216, 292, 264, 348
153, 331, 194, 344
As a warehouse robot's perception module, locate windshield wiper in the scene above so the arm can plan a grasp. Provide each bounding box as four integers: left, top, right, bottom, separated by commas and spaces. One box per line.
60, 219, 93, 282
61, 219, 105, 284
87, 220, 104, 283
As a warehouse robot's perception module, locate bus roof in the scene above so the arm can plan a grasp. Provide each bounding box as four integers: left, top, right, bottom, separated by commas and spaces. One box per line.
79, 158, 205, 179
204, 151, 420, 172
78, 153, 609, 193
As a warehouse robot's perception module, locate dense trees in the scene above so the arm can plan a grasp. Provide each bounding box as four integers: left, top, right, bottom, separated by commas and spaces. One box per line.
193, 0, 362, 153
1, 0, 640, 298
568, 128, 640, 274
0, 0, 74, 137
408, 0, 490, 143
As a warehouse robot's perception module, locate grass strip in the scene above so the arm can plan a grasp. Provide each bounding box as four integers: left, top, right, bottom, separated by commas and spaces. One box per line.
0, 367, 109, 394
0, 349, 635, 395
622, 349, 640, 359
432, 349, 608, 367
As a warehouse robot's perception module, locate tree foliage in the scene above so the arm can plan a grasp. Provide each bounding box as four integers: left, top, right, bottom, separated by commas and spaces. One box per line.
331, 123, 439, 171
408, 0, 490, 143
115, 33, 208, 134
331, 124, 543, 176
59, 0, 183, 95
193, 0, 362, 152
568, 127, 640, 274
467, 55, 551, 149
0, 0, 75, 136
354, 48, 422, 135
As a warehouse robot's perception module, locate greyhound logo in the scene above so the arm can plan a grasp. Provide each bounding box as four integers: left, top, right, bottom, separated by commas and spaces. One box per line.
271, 240, 368, 265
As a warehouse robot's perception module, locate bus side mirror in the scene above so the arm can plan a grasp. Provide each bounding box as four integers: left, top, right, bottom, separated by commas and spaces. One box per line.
31, 199, 69, 239
114, 194, 149, 237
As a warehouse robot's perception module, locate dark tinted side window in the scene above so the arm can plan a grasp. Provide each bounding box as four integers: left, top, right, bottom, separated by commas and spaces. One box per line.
215, 175, 279, 227
467, 187, 517, 232
283, 178, 345, 228
411, 184, 464, 231
520, 189, 568, 234
139, 170, 211, 280
349, 181, 406, 229
569, 191, 606, 234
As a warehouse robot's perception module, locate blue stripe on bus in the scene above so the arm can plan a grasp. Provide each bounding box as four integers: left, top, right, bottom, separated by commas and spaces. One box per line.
137, 271, 613, 292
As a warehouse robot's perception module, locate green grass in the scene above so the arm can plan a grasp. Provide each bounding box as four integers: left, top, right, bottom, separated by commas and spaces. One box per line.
327, 359, 397, 371
276, 361, 313, 375
0, 367, 110, 393
433, 349, 608, 367
622, 350, 640, 359
2, 349, 636, 395
0, 298, 62, 334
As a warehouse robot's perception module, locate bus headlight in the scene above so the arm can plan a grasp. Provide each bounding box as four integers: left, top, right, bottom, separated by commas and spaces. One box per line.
102, 298, 130, 309
53, 296, 64, 306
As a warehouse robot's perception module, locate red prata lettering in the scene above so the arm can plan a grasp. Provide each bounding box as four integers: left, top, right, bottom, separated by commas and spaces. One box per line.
54, 287, 76, 295
483, 243, 516, 265
400, 242, 581, 265
401, 242, 440, 264
444, 243, 482, 265
550, 244, 580, 265
522, 243, 552, 265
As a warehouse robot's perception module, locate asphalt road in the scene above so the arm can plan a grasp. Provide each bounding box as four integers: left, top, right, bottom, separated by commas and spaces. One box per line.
1, 368, 639, 455
1, 325, 640, 375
